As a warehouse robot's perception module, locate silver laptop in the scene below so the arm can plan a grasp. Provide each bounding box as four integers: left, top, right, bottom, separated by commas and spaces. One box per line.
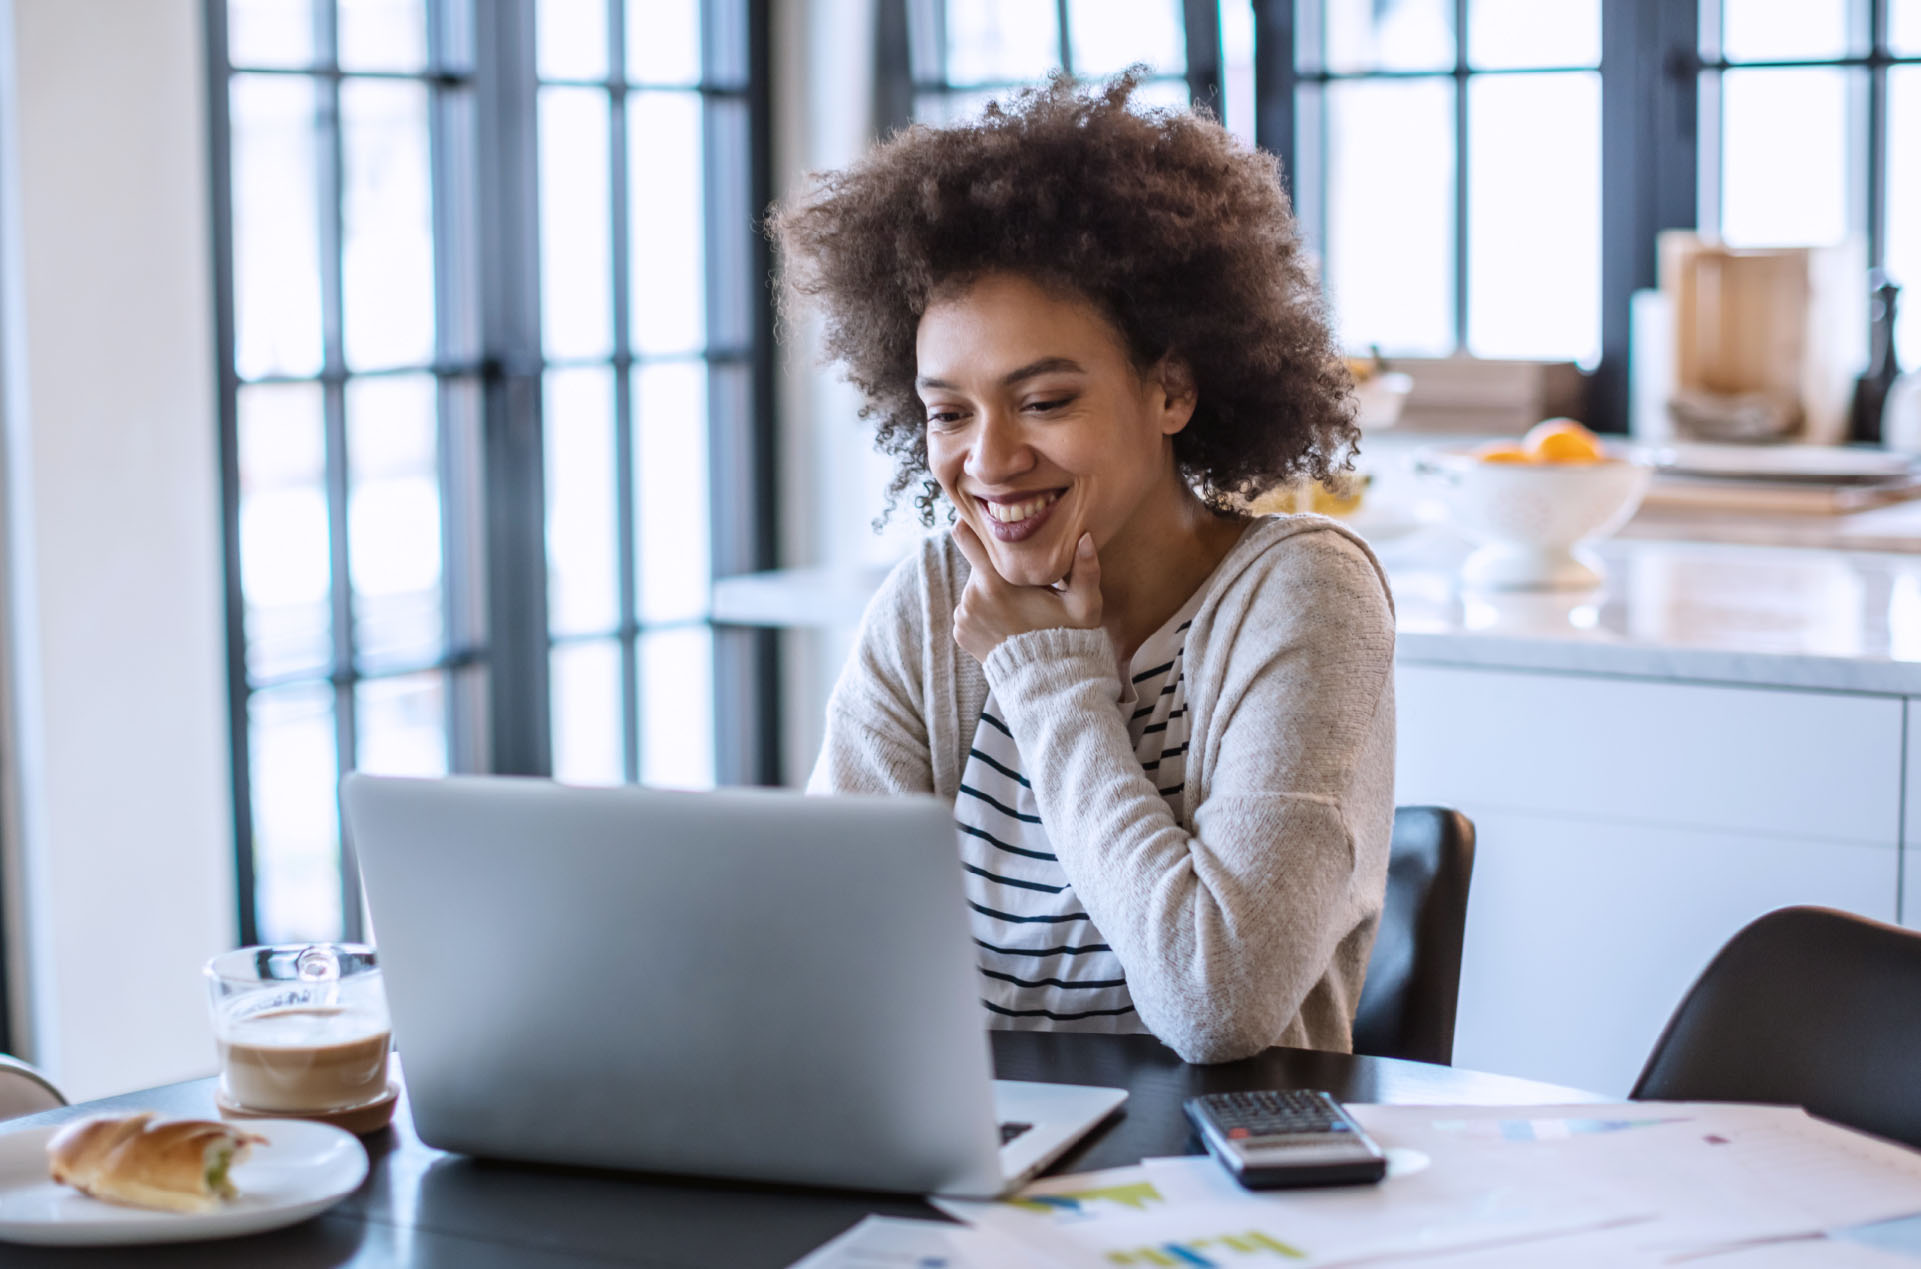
339, 773, 1126, 1197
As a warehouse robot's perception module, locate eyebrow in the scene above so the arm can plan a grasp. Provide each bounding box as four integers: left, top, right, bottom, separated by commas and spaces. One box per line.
916, 356, 1086, 392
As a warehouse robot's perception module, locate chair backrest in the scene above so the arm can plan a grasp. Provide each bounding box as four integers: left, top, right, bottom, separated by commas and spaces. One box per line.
1351, 806, 1476, 1066
1631, 905, 1921, 1149
0, 1054, 66, 1121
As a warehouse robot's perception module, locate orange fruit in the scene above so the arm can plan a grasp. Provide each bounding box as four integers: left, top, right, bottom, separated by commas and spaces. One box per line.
1473, 442, 1531, 464
1523, 419, 1604, 464
1309, 474, 1368, 515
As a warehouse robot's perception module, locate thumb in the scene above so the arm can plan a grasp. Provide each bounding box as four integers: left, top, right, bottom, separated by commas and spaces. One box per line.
1062, 533, 1102, 625
950, 518, 995, 581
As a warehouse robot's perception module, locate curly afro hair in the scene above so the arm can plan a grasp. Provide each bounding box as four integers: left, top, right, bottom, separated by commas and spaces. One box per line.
769, 69, 1357, 526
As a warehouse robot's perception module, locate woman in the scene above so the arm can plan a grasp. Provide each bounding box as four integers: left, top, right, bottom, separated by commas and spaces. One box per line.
772, 72, 1395, 1064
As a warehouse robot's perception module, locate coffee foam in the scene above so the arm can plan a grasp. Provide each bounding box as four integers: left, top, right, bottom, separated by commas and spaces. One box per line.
217, 1005, 390, 1113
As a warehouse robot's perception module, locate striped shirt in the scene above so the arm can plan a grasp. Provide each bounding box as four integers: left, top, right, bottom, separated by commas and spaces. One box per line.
957, 593, 1203, 1032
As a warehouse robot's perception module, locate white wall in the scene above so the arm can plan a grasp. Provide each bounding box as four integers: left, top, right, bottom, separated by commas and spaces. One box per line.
0, 0, 234, 1098
771, 0, 925, 783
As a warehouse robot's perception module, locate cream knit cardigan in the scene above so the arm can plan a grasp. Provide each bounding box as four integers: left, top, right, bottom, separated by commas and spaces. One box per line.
808, 514, 1397, 1063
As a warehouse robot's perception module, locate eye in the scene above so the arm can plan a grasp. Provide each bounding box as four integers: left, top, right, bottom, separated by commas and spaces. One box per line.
925, 408, 968, 431
1026, 394, 1076, 413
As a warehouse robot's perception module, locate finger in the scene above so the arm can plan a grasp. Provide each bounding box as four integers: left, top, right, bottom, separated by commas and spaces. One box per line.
1062, 533, 1103, 624
949, 520, 1000, 585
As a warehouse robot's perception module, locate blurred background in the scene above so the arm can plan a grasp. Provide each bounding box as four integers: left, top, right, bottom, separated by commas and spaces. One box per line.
0, 0, 1914, 1097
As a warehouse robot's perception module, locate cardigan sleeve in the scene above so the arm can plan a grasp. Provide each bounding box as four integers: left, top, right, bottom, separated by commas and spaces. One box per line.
807, 549, 938, 797
983, 528, 1395, 1063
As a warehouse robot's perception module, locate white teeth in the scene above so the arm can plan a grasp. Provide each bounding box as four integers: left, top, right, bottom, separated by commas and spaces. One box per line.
983, 492, 1061, 524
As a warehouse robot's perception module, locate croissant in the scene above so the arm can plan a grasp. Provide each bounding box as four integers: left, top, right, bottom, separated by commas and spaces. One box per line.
47, 1112, 267, 1213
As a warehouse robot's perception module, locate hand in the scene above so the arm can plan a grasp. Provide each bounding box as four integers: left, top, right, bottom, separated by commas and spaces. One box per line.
949, 521, 1103, 663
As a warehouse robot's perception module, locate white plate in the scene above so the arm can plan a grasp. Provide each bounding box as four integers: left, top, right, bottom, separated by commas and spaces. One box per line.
1340, 500, 1427, 544
0, 1118, 367, 1246
1655, 442, 1918, 483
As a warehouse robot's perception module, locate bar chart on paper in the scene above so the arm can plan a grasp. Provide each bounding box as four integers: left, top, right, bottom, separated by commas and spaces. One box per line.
1009, 1180, 1163, 1219
1428, 1115, 1691, 1143
1104, 1227, 1308, 1264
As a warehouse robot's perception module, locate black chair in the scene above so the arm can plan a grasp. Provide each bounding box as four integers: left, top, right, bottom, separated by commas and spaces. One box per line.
1631, 905, 1921, 1150
1351, 806, 1476, 1066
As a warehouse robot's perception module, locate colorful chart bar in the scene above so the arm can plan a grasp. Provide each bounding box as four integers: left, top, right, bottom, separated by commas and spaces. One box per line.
1105, 1229, 1307, 1265
1430, 1116, 1690, 1142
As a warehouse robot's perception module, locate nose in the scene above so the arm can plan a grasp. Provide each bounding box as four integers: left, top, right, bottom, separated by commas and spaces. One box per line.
964, 408, 1034, 487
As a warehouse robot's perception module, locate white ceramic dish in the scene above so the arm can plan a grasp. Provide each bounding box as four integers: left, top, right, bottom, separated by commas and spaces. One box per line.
0, 1118, 367, 1246
1416, 443, 1654, 590
1340, 499, 1426, 544
1654, 442, 1917, 484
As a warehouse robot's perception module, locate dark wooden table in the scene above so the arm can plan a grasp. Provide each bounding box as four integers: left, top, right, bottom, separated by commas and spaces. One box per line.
2, 1034, 1601, 1267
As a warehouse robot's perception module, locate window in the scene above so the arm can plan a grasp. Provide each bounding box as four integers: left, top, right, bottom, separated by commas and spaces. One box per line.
210, 0, 776, 946
532, 0, 763, 790
902, 0, 1221, 124
1288, 0, 1602, 365
905, 2, 1612, 371
1701, 0, 1921, 368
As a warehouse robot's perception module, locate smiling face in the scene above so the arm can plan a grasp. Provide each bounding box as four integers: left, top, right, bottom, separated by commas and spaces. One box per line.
916, 273, 1195, 588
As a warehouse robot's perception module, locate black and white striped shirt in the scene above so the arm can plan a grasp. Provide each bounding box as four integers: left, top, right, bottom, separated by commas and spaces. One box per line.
956, 595, 1201, 1031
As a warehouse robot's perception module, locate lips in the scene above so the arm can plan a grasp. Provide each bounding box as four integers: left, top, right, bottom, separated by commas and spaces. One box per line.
981, 490, 1062, 523
973, 489, 1065, 543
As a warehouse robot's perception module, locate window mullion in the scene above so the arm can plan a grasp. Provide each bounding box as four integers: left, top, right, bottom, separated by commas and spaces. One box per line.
876, 0, 915, 134
315, 0, 367, 941
474, 0, 552, 777
428, 0, 487, 774
746, 0, 782, 785
706, 0, 781, 787
205, 0, 258, 949
1698, 0, 1724, 239
1866, 0, 1889, 269
1252, 1, 1301, 226
1452, 2, 1469, 354
609, 0, 642, 785
1180, 0, 1223, 116
1595, 0, 1700, 433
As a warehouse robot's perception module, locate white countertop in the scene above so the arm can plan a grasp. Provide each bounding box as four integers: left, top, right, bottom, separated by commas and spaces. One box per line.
1377, 528, 1921, 696
715, 526, 1921, 697
717, 435, 1921, 697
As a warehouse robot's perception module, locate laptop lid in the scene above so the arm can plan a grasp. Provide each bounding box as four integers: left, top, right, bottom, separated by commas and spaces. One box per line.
340, 773, 1006, 1196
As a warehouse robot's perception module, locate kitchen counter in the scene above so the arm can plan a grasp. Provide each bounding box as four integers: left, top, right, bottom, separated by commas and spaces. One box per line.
724, 426, 1921, 696
1620, 496, 1921, 556
1379, 527, 1921, 696
714, 523, 1921, 697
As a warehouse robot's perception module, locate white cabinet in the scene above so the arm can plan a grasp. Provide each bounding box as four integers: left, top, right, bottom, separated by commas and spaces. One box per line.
1397, 663, 1905, 1096
1449, 809, 1896, 1096
1398, 665, 1903, 846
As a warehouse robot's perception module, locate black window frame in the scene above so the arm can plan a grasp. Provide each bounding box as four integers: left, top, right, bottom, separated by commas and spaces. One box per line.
207, 0, 779, 948
1257, 0, 1685, 434
1260, 0, 1920, 433
1694, 0, 1920, 279
889, 0, 1224, 127
891, 1, 1709, 435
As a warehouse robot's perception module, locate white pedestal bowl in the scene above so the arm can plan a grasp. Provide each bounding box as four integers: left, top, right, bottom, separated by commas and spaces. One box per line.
1416, 444, 1654, 590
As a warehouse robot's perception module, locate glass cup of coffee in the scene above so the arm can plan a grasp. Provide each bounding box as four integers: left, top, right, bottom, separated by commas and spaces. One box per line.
204, 943, 396, 1132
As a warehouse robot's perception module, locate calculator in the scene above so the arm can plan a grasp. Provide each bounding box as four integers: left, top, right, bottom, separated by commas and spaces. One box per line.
1183, 1089, 1388, 1189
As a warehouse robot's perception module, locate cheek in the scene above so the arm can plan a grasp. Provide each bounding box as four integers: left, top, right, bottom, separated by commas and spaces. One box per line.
1055, 428, 1144, 494
926, 437, 965, 491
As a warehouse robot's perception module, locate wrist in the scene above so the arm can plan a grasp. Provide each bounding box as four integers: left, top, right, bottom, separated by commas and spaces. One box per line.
984, 627, 1119, 701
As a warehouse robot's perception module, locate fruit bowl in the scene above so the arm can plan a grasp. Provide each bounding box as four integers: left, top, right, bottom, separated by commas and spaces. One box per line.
1416, 441, 1654, 590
